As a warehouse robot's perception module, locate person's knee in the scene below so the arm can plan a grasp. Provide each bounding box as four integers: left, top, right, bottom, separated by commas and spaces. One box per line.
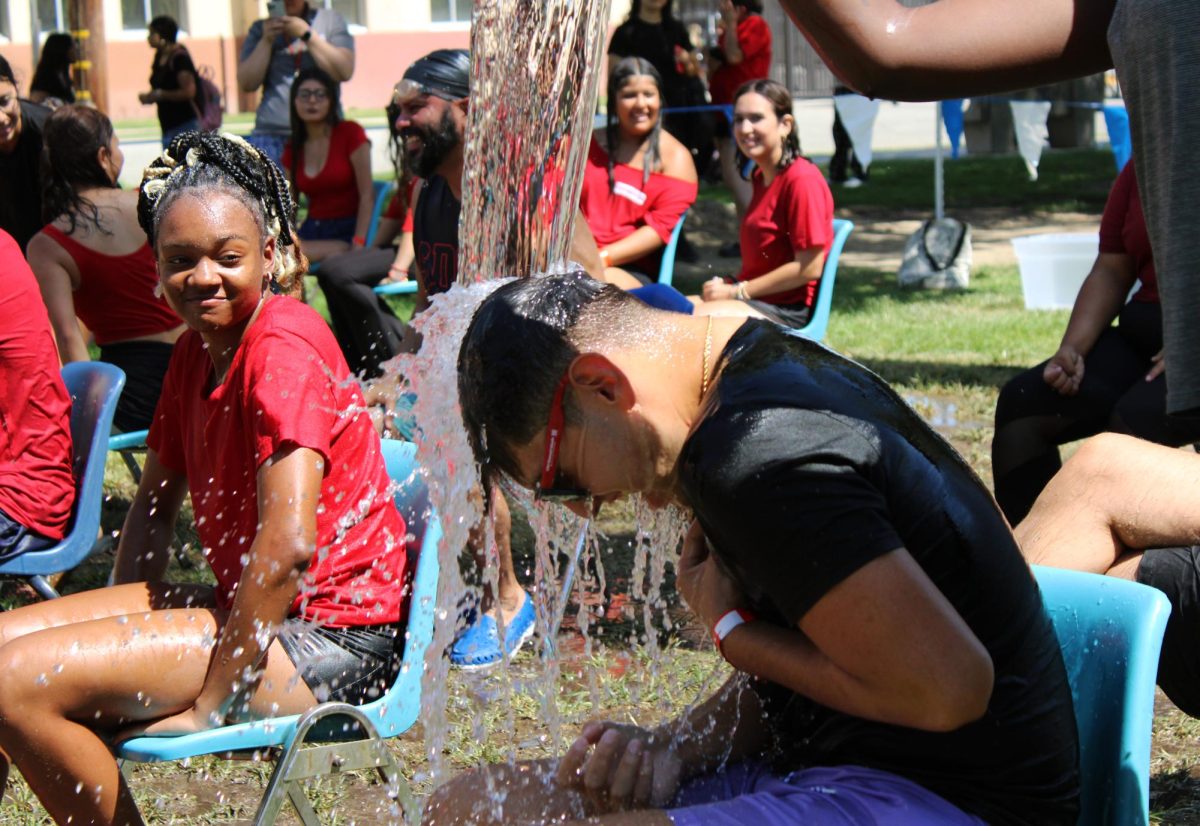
1064, 432, 1134, 482
424, 763, 546, 826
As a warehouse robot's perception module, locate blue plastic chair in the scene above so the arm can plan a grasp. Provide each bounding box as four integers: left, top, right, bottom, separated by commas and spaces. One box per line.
656, 210, 688, 287
118, 438, 442, 825
108, 428, 149, 484
1032, 565, 1170, 826
364, 179, 396, 248
0, 362, 125, 599
795, 218, 854, 343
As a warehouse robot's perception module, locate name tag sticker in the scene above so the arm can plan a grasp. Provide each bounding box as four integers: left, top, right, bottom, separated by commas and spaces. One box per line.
613, 181, 648, 206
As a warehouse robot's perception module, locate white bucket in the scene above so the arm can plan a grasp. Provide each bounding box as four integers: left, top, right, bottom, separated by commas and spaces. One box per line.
1011, 233, 1098, 310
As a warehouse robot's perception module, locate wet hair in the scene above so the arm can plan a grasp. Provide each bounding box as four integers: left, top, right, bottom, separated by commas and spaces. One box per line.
733, 78, 802, 180
287, 66, 341, 185
402, 48, 470, 101
30, 34, 74, 99
458, 272, 657, 488
40, 105, 117, 231
606, 57, 664, 190
148, 15, 179, 44
137, 131, 306, 292
0, 54, 17, 88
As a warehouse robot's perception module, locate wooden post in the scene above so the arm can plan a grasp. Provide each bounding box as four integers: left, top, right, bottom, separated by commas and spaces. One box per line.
71, 0, 107, 113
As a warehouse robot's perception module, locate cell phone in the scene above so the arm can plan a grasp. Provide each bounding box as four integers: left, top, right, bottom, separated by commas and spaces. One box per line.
267, 0, 285, 18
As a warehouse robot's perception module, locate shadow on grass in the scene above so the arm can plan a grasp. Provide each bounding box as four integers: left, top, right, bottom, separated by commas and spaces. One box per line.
853, 357, 1022, 393
1152, 767, 1200, 823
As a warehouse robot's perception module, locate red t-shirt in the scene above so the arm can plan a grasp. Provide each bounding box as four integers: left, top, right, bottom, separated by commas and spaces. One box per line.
40, 226, 182, 346
737, 158, 834, 308
0, 230, 74, 539
282, 120, 370, 221
148, 296, 412, 627
1098, 162, 1156, 304
709, 14, 773, 105
579, 139, 697, 274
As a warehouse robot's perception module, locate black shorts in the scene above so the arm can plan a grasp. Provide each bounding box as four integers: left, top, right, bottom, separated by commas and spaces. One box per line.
276, 620, 401, 706
1135, 546, 1200, 716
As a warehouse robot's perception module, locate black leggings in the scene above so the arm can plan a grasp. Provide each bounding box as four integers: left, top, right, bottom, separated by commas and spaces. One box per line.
315, 247, 408, 379
992, 301, 1200, 523
1136, 547, 1200, 717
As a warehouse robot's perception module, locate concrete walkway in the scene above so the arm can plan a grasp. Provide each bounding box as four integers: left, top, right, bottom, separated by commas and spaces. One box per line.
115, 98, 1114, 189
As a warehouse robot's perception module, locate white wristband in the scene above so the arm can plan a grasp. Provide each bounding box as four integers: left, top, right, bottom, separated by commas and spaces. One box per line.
712, 608, 756, 655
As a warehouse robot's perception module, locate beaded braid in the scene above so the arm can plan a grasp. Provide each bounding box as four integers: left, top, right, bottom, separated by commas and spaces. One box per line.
137, 131, 309, 292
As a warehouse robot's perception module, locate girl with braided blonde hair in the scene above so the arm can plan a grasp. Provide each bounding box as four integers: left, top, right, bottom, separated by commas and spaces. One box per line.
0, 130, 414, 826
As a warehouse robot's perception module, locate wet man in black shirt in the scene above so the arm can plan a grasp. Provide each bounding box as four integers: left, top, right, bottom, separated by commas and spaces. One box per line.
427, 273, 1080, 826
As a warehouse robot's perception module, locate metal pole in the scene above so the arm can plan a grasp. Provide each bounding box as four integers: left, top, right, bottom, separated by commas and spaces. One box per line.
29, 0, 41, 70
935, 102, 945, 221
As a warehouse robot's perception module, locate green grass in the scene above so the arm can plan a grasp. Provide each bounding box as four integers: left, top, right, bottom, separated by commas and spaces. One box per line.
700, 148, 1116, 214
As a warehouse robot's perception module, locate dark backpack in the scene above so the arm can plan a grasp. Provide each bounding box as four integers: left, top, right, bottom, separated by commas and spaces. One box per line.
192, 64, 223, 132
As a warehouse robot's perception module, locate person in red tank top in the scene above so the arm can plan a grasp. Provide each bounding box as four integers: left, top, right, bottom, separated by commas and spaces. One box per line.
281, 66, 373, 263
578, 57, 698, 286
27, 105, 185, 432
0, 133, 413, 826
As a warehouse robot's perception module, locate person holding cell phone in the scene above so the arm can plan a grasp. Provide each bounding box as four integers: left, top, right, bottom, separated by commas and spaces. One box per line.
236, 0, 354, 166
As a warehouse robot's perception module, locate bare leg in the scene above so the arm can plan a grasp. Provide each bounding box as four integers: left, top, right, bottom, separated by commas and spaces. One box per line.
424, 759, 672, 826
469, 488, 524, 622
1015, 434, 1200, 574
0, 584, 317, 826
599, 267, 646, 291
716, 136, 752, 220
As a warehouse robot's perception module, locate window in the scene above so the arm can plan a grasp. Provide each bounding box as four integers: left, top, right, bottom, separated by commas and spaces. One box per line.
317, 0, 363, 27
0, 2, 9, 40
431, 0, 472, 24
122, 0, 187, 32
36, 0, 66, 32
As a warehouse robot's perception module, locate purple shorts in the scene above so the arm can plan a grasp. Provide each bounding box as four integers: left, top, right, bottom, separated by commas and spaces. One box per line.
667, 763, 987, 826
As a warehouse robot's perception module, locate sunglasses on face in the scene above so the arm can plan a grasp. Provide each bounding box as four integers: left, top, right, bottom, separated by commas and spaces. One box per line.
535, 375, 591, 504
391, 78, 462, 107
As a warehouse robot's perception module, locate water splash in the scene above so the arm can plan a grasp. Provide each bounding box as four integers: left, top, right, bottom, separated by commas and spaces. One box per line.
458, 0, 612, 280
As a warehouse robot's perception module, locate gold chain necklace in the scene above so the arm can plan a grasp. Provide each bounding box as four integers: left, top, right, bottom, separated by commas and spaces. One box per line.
700, 315, 714, 401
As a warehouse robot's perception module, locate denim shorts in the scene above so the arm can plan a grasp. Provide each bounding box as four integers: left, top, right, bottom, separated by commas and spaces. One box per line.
0, 507, 57, 565
298, 215, 357, 244
276, 619, 401, 706
245, 131, 287, 166
667, 762, 987, 826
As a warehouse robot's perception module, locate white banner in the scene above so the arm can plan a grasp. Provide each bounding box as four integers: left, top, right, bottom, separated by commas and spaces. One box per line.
833, 94, 882, 171
1009, 100, 1052, 181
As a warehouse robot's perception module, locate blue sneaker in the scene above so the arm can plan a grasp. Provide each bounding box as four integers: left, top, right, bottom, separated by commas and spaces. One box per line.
450, 591, 536, 669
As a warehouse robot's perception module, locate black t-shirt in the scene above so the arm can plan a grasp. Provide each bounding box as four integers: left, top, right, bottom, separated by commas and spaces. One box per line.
0, 100, 50, 252
677, 321, 1080, 826
413, 175, 460, 297
608, 18, 693, 107
150, 46, 200, 131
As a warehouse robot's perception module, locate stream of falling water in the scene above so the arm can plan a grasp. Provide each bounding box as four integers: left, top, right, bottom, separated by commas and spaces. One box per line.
377, 0, 730, 818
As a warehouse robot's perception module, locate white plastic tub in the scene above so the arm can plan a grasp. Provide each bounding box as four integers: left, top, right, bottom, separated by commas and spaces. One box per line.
1012, 233, 1099, 310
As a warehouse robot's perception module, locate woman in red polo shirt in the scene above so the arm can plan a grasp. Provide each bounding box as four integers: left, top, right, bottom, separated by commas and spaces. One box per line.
283, 66, 373, 263
0, 132, 412, 826
27, 105, 185, 432
579, 56, 698, 287
693, 79, 834, 327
